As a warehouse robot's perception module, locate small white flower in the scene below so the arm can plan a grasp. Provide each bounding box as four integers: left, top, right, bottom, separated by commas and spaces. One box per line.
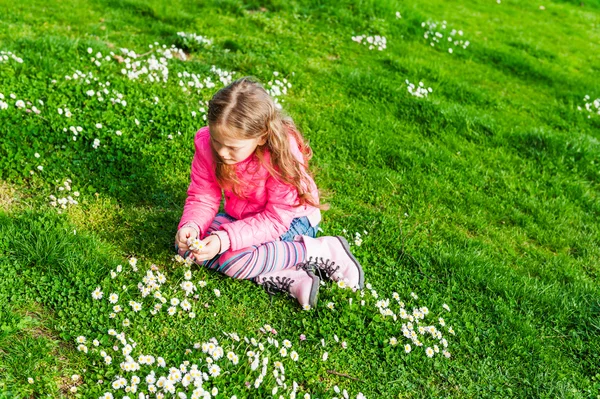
95, 123, 102, 129
28, 377, 34, 384
322, 352, 328, 361
426, 347, 435, 357
180, 299, 191, 311
209, 364, 221, 377
109, 293, 119, 303
92, 287, 103, 300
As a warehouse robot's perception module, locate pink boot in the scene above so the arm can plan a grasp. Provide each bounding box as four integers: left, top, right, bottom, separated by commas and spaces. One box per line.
298, 236, 365, 289
256, 267, 321, 309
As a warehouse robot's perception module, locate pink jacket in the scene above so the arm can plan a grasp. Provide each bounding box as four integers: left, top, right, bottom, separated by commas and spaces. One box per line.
178, 126, 321, 253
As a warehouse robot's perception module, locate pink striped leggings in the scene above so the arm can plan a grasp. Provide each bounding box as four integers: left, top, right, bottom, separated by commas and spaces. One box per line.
196, 214, 318, 280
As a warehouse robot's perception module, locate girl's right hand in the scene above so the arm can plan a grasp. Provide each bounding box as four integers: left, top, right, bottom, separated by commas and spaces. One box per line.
175, 226, 198, 253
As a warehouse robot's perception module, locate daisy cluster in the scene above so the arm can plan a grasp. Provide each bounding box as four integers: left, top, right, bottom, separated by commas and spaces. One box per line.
86, 48, 114, 67
266, 71, 292, 109
405, 80, 432, 98
351, 35, 387, 51
341, 229, 368, 247
1, 38, 291, 208
115, 44, 186, 83
177, 71, 217, 94
577, 95, 600, 118
179, 65, 235, 116
57, 106, 73, 118
368, 286, 453, 358
94, 258, 212, 321
7, 39, 244, 190
81, 257, 376, 398
63, 125, 84, 141
177, 32, 214, 48
0, 50, 23, 64
48, 178, 80, 209
187, 238, 205, 251
421, 21, 470, 53
0, 92, 44, 113
65, 69, 96, 83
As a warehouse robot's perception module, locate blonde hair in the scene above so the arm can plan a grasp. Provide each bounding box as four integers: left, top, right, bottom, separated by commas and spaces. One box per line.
207, 77, 325, 210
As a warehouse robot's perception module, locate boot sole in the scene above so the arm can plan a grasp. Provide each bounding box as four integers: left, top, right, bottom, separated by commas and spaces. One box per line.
305, 269, 321, 308
335, 236, 365, 289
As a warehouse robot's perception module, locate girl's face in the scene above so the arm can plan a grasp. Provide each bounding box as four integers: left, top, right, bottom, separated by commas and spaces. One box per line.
210, 126, 266, 165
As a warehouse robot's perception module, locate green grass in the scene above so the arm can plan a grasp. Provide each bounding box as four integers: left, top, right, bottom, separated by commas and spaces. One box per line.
1, 0, 599, 398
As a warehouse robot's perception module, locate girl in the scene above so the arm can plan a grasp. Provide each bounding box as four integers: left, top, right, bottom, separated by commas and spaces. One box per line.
175, 77, 364, 309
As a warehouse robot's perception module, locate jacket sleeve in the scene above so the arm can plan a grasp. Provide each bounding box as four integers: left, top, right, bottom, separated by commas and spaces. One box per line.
218, 175, 300, 251
177, 138, 221, 237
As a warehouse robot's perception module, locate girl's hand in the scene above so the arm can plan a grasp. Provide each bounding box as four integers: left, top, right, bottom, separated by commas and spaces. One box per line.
175, 226, 198, 253
192, 234, 221, 262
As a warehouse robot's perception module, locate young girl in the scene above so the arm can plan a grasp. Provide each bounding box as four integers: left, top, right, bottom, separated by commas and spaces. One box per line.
175, 77, 364, 309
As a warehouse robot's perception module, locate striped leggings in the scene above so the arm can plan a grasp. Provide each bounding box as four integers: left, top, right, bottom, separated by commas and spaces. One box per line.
197, 214, 318, 280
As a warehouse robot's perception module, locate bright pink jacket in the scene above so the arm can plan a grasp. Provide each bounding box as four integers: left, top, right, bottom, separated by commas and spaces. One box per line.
178, 126, 321, 253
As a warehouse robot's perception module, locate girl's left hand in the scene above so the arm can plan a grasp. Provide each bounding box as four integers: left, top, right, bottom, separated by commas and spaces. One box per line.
192, 234, 221, 262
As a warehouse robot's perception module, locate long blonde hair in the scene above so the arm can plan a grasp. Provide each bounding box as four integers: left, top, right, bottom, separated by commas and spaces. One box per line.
207, 77, 325, 210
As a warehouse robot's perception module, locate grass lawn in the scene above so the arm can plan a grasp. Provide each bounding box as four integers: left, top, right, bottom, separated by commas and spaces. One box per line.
0, 0, 599, 397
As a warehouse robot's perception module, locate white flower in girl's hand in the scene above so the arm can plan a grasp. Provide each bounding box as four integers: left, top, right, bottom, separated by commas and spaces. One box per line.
187, 238, 205, 251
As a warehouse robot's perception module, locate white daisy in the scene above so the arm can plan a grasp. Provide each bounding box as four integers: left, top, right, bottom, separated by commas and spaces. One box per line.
91, 287, 103, 300
426, 347, 435, 357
